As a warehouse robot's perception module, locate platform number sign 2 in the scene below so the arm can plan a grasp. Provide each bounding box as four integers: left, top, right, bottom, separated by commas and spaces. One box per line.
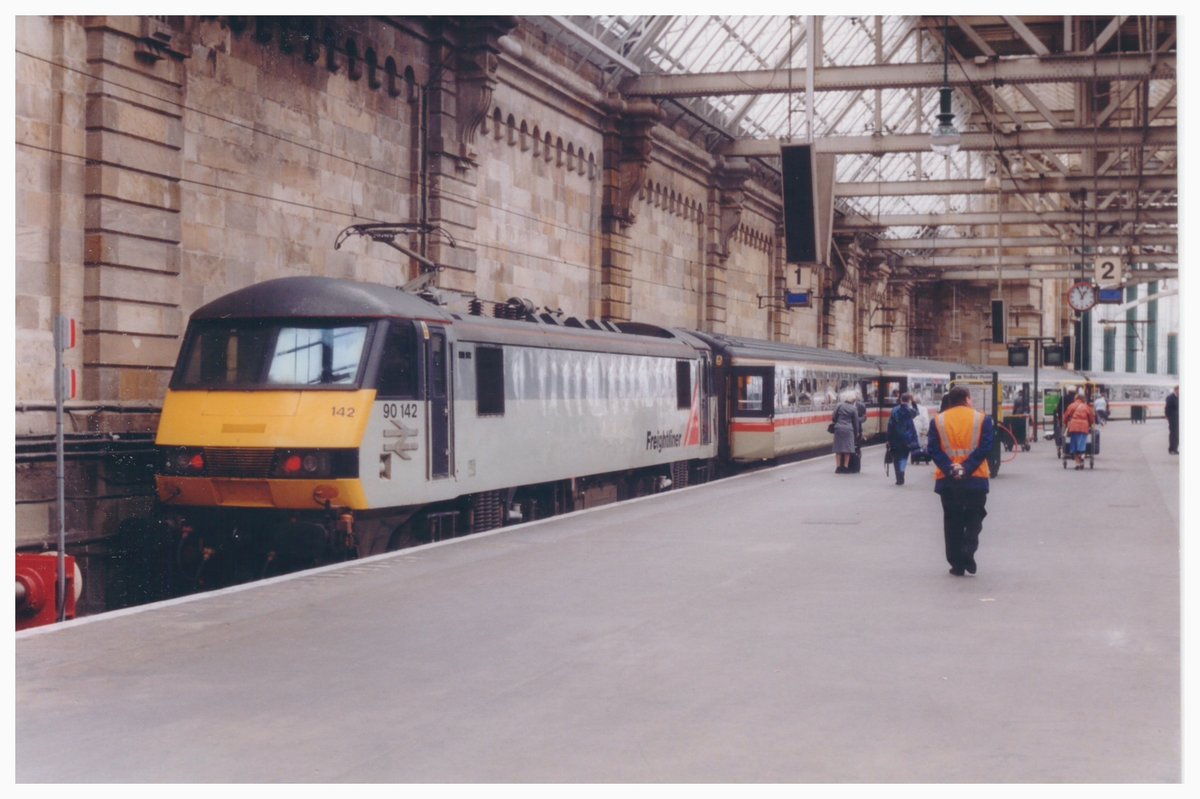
1093, 255, 1123, 288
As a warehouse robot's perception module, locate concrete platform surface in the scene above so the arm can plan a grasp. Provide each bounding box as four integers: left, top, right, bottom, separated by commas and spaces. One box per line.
16, 420, 1180, 782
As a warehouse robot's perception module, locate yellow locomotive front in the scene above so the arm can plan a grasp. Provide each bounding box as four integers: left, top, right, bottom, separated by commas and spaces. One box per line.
156, 321, 374, 512
152, 276, 452, 589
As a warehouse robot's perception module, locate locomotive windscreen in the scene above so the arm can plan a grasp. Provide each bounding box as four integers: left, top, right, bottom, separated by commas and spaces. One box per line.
174, 320, 370, 389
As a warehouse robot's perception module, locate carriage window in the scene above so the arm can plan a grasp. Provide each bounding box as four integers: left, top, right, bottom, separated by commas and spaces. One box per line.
736, 374, 763, 412
676, 360, 692, 409
880, 380, 903, 406
775, 376, 795, 410
476, 346, 505, 415
376, 321, 417, 398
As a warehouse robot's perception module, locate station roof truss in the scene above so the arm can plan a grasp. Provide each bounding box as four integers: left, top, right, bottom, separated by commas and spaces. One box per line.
528, 15, 1178, 284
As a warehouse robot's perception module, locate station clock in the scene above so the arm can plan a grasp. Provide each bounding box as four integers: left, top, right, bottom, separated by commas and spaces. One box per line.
1067, 281, 1098, 312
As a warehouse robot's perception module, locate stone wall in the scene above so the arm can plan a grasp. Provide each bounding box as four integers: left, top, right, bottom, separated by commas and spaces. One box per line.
474, 90, 603, 315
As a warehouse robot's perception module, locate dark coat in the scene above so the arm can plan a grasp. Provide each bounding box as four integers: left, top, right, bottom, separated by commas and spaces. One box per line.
887, 403, 921, 455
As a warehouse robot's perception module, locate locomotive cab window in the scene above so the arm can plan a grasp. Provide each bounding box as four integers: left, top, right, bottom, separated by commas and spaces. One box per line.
376, 321, 418, 398
269, 325, 367, 386
476, 346, 505, 415
178, 323, 272, 386
174, 320, 369, 389
676, 360, 692, 409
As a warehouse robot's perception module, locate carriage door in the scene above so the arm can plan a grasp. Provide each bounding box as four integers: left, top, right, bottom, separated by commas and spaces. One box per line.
878, 376, 907, 408
872, 376, 907, 438
425, 325, 452, 478
700, 352, 713, 445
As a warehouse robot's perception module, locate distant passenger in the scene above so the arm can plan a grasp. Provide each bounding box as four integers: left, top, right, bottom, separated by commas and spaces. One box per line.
1166, 385, 1179, 454
1004, 389, 1031, 452
928, 386, 994, 576
854, 390, 868, 427
831, 390, 862, 474
1011, 389, 1029, 417
911, 400, 931, 462
886, 392, 921, 486
1093, 391, 1108, 426
1063, 392, 1095, 470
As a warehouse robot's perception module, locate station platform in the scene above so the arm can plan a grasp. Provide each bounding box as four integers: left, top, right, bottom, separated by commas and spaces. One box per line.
16, 420, 1180, 782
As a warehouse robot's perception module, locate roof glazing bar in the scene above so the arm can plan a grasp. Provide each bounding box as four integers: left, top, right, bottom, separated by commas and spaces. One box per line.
550, 15, 642, 76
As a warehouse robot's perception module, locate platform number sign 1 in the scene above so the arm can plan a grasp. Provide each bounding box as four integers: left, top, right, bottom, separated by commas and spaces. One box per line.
55, 315, 78, 400
1093, 255, 1123, 288
54, 314, 79, 621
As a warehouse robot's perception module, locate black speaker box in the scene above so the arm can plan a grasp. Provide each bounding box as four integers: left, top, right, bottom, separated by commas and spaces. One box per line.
781, 144, 818, 264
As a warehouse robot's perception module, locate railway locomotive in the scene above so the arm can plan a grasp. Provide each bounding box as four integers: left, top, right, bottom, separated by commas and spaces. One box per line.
154, 276, 719, 586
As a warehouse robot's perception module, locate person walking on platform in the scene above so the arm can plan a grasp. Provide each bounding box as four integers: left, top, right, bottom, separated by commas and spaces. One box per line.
1093, 391, 1108, 426
1166, 385, 1179, 454
832, 390, 862, 474
887, 392, 921, 485
1012, 389, 1029, 417
1063, 392, 1095, 470
928, 386, 994, 576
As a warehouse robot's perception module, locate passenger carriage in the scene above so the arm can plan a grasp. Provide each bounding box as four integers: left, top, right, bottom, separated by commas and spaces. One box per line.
689, 332, 880, 463
1079, 370, 1175, 421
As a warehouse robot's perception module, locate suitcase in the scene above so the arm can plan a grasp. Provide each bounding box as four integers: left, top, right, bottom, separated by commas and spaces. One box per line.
847, 446, 862, 473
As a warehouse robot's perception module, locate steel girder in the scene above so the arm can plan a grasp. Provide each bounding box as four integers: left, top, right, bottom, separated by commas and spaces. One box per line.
900, 252, 1176, 267
837, 174, 1177, 198
839, 207, 1175, 230
875, 233, 1177, 250
724, 125, 1175, 157
905, 267, 1177, 281
622, 53, 1174, 98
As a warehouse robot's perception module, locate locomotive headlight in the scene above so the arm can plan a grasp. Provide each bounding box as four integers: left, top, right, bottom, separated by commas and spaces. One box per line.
161, 447, 205, 475
274, 450, 334, 478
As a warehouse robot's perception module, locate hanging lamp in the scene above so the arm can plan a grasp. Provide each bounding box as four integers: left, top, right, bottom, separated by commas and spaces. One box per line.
930, 16, 961, 156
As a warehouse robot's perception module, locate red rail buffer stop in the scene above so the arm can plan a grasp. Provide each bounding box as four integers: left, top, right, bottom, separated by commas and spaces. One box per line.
16, 553, 80, 631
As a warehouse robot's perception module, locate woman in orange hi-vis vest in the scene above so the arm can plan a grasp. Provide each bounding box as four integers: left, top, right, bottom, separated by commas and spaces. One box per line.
927, 386, 995, 577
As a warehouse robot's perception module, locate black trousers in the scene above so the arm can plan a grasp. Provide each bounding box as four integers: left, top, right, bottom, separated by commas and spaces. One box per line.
1168, 417, 1179, 453
940, 487, 988, 570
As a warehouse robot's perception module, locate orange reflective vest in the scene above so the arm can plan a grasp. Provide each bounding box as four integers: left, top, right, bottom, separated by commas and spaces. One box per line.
933, 406, 991, 480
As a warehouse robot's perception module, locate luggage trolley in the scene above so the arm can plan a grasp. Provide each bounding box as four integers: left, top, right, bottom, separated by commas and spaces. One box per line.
1058, 384, 1099, 469
1061, 427, 1098, 469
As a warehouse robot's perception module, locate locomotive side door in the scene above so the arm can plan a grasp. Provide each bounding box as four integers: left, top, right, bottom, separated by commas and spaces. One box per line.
425, 324, 452, 478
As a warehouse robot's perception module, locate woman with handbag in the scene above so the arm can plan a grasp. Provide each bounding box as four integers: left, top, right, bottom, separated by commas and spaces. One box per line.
831, 390, 862, 473
1063, 392, 1096, 470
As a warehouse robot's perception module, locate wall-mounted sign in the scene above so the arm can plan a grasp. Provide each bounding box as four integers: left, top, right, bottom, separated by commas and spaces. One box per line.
1093, 255, 1124, 287
785, 291, 811, 309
